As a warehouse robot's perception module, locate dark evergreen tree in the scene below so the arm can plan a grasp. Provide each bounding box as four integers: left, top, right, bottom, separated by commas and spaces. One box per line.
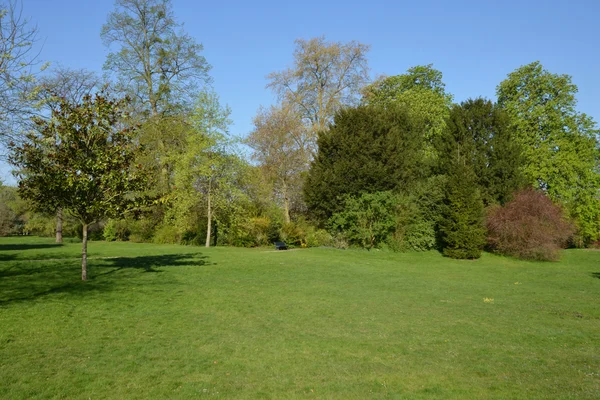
439, 160, 486, 259
438, 98, 524, 206
304, 104, 428, 224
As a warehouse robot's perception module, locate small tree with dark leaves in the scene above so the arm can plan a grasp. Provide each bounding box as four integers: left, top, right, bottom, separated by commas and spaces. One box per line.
10, 92, 151, 280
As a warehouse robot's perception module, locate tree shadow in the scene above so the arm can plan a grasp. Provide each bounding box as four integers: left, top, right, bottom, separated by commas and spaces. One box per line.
0, 243, 63, 251
97, 253, 212, 274
0, 252, 211, 307
591, 272, 600, 279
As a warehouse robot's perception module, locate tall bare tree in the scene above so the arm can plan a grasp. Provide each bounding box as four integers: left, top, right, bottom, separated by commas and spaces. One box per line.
247, 104, 308, 223
101, 0, 211, 117
0, 0, 44, 151
266, 36, 370, 156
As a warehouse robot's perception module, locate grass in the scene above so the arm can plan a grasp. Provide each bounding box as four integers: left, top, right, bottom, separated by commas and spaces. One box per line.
0, 236, 599, 399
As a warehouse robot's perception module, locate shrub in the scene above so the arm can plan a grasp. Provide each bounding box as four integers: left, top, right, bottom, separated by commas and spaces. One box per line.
329, 191, 398, 249
153, 224, 181, 244
103, 219, 130, 241
486, 188, 575, 261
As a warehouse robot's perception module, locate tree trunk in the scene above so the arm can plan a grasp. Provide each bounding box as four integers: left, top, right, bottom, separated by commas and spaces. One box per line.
282, 180, 291, 224
55, 208, 63, 243
81, 223, 88, 281
205, 182, 212, 248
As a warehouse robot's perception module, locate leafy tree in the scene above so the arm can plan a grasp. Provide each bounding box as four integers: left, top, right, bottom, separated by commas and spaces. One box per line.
439, 98, 524, 206
267, 36, 370, 156
101, 0, 211, 116
170, 90, 246, 247
247, 104, 309, 223
38, 66, 103, 242
439, 160, 485, 259
9, 93, 151, 280
497, 61, 600, 244
362, 64, 453, 152
437, 101, 498, 259
304, 104, 428, 223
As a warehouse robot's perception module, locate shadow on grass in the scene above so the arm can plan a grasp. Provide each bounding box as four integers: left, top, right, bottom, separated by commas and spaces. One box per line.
0, 243, 63, 251
98, 253, 212, 274
0, 252, 210, 306
591, 272, 600, 279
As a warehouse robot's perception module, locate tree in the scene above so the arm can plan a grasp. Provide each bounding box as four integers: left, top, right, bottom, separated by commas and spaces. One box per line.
39, 66, 103, 111
170, 90, 245, 248
9, 93, 151, 280
361, 64, 453, 152
101, 0, 211, 117
497, 61, 600, 244
438, 98, 524, 206
304, 104, 428, 223
267, 36, 370, 157
0, 0, 46, 150
439, 160, 486, 259
247, 104, 308, 223
38, 66, 103, 243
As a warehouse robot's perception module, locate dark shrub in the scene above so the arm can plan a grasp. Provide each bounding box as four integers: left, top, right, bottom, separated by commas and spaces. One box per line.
486, 188, 575, 261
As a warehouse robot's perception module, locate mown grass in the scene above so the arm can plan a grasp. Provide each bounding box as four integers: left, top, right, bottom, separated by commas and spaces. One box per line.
0, 236, 599, 399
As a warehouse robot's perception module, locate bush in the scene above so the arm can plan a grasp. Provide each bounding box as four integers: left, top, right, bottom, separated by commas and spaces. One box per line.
486, 188, 575, 261
329, 191, 397, 249
103, 219, 130, 241
153, 224, 181, 244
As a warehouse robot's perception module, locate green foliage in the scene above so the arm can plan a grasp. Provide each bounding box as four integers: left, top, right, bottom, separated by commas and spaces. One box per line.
440, 161, 486, 259
329, 191, 398, 249
152, 223, 181, 245
10, 92, 152, 226
362, 64, 453, 153
305, 104, 428, 223
497, 61, 600, 243
438, 98, 525, 206
103, 219, 130, 242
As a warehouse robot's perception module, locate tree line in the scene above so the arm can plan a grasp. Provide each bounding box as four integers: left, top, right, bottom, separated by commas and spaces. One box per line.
1, 0, 598, 280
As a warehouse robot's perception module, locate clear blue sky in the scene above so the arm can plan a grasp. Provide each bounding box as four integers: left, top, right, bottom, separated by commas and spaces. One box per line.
2, 0, 599, 182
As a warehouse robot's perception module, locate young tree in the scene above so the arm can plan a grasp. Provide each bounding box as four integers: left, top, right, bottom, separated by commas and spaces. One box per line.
267, 37, 370, 156
247, 104, 308, 223
497, 61, 600, 244
101, 0, 211, 116
439, 160, 486, 259
38, 66, 103, 243
171, 90, 245, 248
9, 93, 151, 280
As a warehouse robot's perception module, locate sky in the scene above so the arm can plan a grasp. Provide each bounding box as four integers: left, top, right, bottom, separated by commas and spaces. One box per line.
1, 0, 599, 183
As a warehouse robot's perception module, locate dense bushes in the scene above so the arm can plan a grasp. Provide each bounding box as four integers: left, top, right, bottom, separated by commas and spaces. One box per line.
486, 188, 575, 260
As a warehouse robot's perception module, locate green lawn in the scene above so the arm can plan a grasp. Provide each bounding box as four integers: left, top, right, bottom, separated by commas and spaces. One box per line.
0, 237, 599, 399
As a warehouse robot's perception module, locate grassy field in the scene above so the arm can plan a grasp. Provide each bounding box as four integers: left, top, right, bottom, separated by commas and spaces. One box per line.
0, 236, 599, 399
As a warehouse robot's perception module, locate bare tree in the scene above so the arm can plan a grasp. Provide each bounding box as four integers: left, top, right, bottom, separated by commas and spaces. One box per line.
247, 104, 309, 223
101, 0, 211, 117
266, 36, 370, 156
0, 0, 44, 151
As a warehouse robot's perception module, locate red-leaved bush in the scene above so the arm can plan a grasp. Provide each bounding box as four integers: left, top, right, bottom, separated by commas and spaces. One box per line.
486, 188, 575, 261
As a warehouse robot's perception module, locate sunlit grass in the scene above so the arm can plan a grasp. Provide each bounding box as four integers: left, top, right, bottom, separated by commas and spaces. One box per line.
1, 236, 599, 399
